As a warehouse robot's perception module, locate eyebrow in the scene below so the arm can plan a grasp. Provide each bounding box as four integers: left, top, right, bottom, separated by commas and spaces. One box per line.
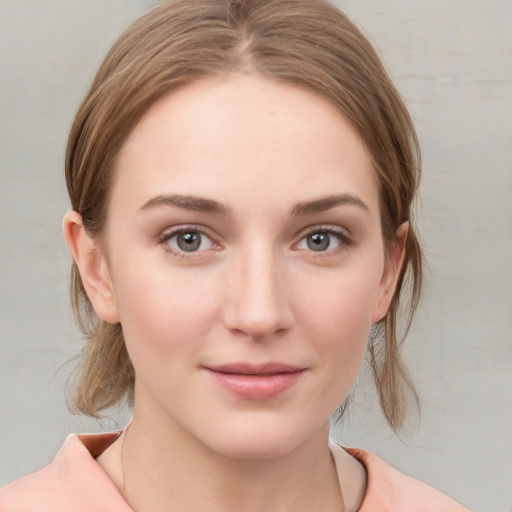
290, 194, 370, 216
139, 192, 369, 217
140, 194, 231, 215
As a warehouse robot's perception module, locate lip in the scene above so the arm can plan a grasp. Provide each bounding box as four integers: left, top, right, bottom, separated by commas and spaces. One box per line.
204, 362, 305, 400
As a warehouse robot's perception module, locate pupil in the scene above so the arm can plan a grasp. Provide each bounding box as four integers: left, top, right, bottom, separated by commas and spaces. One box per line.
308, 233, 328, 251
178, 232, 200, 251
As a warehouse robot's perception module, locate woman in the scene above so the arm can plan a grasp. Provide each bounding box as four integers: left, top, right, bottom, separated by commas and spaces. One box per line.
0, 0, 469, 510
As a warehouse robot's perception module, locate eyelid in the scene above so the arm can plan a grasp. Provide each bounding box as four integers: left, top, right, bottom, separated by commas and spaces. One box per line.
156, 224, 222, 257
298, 224, 351, 240
293, 224, 353, 252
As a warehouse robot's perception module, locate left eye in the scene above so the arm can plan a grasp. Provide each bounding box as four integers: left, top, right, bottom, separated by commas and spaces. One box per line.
166, 229, 213, 253
297, 230, 346, 252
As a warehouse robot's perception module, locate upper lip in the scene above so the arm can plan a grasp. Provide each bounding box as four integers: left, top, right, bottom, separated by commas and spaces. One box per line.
205, 363, 304, 375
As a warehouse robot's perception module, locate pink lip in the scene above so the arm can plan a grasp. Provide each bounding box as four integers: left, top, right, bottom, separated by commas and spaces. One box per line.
204, 363, 305, 400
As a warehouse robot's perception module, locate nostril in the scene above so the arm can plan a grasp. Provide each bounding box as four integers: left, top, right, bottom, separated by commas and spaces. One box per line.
220, 253, 295, 338
222, 294, 293, 340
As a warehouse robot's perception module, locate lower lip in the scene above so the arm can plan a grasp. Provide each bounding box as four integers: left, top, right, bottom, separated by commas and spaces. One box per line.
206, 369, 304, 400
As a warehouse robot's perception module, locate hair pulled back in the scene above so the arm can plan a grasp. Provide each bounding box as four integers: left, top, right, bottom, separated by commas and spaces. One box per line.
66, 0, 422, 432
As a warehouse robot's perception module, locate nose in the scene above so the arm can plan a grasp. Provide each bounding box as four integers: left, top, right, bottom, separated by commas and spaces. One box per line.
222, 244, 294, 340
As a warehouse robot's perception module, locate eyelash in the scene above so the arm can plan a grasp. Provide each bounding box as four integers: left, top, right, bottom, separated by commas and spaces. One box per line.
294, 226, 352, 255
156, 224, 352, 259
157, 225, 219, 258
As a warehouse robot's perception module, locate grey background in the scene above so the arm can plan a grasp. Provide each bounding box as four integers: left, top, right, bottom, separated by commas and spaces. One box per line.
1, 1, 511, 510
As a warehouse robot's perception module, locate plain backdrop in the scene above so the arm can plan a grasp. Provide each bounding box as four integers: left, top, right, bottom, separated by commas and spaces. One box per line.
1, 1, 511, 510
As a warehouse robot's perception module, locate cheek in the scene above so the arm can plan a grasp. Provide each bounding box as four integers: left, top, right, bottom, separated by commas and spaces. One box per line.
299, 265, 382, 336
110, 262, 220, 360
297, 268, 382, 384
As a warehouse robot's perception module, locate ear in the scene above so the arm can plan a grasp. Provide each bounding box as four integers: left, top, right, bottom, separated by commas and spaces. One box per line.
371, 222, 408, 323
63, 211, 120, 324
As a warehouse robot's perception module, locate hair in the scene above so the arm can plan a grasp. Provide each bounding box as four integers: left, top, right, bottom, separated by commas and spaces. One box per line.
66, 0, 422, 432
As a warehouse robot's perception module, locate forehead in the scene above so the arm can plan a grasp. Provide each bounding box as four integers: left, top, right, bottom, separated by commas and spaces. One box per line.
113, 74, 379, 216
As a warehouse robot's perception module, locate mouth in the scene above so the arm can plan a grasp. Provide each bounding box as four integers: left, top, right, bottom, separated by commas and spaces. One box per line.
203, 362, 306, 400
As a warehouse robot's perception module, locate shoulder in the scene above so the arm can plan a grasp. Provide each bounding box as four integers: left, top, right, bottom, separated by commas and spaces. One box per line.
0, 433, 132, 512
330, 442, 470, 512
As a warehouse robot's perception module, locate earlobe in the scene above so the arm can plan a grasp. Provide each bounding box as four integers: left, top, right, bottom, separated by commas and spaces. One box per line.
62, 211, 120, 324
371, 222, 408, 323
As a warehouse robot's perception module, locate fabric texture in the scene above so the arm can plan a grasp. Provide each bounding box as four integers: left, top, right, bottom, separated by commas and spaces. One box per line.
1, 433, 469, 512
330, 443, 469, 512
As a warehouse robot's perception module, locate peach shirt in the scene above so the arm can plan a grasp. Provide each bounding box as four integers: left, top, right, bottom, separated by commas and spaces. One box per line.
0, 433, 469, 511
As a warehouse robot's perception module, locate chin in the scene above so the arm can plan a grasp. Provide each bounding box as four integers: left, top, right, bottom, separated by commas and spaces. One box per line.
212, 438, 299, 461
198, 415, 326, 461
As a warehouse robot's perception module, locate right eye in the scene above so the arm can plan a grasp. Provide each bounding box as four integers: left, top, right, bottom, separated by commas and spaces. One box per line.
161, 228, 214, 254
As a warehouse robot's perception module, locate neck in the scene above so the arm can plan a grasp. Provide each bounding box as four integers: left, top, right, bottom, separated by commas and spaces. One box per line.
121, 418, 341, 512
96, 388, 365, 512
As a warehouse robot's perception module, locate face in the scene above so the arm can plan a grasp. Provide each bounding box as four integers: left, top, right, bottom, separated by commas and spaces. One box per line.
84, 75, 402, 459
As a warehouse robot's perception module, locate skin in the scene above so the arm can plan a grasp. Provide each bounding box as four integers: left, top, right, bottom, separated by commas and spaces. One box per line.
64, 74, 406, 512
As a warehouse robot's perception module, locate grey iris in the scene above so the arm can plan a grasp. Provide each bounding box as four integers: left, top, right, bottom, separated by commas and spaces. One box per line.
177, 232, 201, 251
307, 233, 329, 251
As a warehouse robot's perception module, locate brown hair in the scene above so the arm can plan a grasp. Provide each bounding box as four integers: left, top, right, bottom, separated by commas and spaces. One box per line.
66, 0, 422, 431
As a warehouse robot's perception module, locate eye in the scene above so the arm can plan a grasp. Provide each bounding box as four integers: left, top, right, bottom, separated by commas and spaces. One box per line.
163, 228, 214, 253
296, 228, 350, 253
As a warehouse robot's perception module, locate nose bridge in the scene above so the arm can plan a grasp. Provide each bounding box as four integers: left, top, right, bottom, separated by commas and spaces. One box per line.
223, 240, 293, 339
